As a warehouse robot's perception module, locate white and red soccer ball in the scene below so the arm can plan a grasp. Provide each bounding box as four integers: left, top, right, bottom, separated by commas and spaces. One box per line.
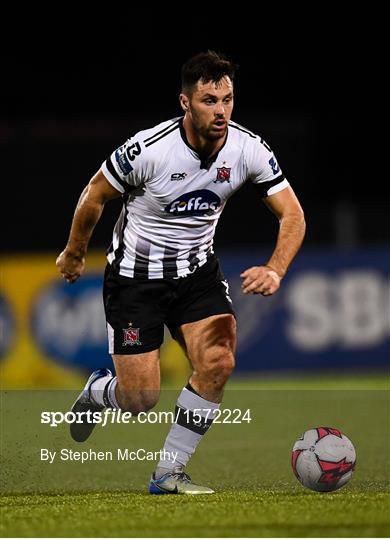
292, 427, 356, 492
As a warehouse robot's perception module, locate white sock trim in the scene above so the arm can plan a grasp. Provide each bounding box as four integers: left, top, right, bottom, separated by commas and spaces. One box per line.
178, 387, 220, 419
90, 375, 112, 407
157, 386, 220, 470
106, 377, 120, 409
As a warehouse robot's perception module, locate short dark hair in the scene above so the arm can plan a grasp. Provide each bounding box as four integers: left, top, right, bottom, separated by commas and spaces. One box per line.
181, 50, 237, 93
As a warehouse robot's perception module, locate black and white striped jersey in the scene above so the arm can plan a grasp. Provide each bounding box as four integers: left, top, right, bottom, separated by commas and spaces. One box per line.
101, 117, 289, 279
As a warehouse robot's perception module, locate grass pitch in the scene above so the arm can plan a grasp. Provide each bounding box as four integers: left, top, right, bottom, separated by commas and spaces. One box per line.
1, 373, 389, 537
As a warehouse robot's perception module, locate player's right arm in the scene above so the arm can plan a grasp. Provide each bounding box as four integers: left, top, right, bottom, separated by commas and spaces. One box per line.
57, 122, 163, 282
56, 171, 121, 283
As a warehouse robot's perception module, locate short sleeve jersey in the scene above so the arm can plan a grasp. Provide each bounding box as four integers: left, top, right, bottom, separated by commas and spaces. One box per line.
101, 117, 289, 279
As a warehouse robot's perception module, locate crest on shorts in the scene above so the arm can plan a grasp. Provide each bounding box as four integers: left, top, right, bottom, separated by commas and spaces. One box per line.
214, 167, 231, 183
122, 324, 142, 346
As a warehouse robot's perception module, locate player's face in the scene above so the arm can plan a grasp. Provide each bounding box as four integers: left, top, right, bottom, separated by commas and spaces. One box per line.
184, 77, 234, 141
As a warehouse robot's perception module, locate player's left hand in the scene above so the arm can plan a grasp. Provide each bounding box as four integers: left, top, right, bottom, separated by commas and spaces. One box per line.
240, 266, 281, 296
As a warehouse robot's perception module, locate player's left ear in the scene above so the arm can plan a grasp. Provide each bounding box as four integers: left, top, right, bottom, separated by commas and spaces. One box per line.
179, 94, 189, 112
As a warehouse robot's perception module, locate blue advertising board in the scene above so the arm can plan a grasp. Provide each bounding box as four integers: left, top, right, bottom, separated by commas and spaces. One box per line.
219, 248, 390, 370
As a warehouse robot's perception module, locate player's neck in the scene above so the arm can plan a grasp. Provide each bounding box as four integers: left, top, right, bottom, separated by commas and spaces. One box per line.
182, 116, 226, 159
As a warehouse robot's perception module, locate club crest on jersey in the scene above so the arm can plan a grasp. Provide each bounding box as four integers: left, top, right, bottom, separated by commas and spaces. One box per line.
165, 189, 221, 216
214, 167, 231, 183
122, 325, 142, 346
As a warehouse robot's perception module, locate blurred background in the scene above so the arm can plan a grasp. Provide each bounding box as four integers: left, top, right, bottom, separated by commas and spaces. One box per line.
1, 9, 388, 387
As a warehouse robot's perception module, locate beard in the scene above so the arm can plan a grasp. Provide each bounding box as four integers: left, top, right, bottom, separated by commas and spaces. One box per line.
192, 119, 227, 141
206, 127, 227, 140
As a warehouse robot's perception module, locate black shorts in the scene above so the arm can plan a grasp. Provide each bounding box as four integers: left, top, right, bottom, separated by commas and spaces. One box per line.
103, 255, 235, 355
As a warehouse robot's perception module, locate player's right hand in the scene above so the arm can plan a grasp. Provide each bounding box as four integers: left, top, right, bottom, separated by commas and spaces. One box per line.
56, 249, 85, 283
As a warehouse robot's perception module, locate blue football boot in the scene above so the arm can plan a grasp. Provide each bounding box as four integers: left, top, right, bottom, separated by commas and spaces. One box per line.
70, 368, 112, 442
149, 467, 214, 495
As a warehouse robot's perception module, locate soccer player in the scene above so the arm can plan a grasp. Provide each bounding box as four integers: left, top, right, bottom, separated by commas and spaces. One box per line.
56, 51, 305, 494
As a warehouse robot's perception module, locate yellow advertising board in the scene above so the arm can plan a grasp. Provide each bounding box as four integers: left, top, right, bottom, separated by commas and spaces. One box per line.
0, 253, 189, 388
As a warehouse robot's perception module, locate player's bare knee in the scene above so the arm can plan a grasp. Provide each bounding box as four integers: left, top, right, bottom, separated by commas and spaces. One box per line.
216, 352, 235, 384
200, 349, 235, 387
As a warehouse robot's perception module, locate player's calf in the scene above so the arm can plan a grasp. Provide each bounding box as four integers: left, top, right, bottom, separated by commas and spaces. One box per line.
115, 386, 160, 414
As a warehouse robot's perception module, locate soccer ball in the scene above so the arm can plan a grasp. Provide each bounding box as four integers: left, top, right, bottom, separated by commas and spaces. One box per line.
291, 427, 356, 492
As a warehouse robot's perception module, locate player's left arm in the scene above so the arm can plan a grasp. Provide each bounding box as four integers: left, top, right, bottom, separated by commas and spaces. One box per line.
241, 186, 305, 295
